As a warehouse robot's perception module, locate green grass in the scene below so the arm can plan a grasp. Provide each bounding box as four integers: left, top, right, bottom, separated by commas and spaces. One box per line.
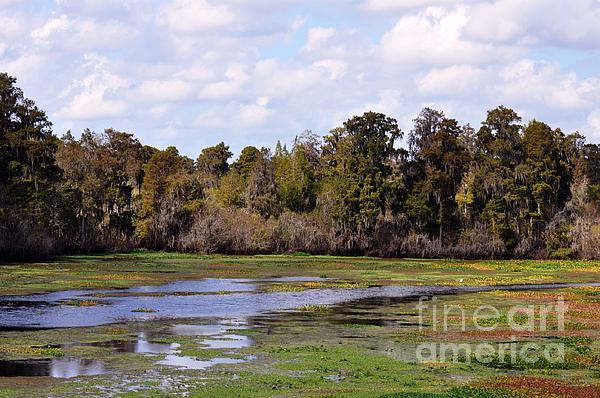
131, 307, 159, 313
2, 252, 600, 296
61, 299, 102, 307
2, 254, 600, 397
379, 388, 528, 398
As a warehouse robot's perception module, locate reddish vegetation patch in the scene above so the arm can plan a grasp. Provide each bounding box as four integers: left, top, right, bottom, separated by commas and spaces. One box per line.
568, 302, 600, 320
479, 376, 600, 398
450, 329, 542, 340
572, 353, 600, 367
437, 326, 597, 341
495, 291, 577, 301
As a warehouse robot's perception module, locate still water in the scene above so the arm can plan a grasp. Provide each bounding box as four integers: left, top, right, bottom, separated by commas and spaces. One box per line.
2, 277, 593, 329
1, 278, 598, 379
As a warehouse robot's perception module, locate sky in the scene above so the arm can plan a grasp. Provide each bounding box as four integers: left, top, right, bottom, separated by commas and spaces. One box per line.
1, 0, 600, 157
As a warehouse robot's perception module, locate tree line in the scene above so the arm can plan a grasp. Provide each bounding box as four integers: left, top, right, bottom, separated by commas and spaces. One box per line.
2, 73, 600, 260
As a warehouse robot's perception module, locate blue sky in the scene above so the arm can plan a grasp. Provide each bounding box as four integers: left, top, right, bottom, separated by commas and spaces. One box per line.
1, 0, 600, 157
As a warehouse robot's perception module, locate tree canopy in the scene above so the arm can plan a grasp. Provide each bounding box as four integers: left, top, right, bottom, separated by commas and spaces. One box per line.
2, 72, 600, 260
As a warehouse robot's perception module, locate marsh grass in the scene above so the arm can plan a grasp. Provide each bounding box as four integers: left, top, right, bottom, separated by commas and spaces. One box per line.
296, 304, 331, 313
131, 308, 159, 313
61, 299, 102, 307
2, 254, 600, 397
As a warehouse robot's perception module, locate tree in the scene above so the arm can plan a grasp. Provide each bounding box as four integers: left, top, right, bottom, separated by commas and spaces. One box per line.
55, 129, 150, 249
520, 121, 574, 234
467, 106, 524, 251
0, 73, 61, 259
322, 112, 401, 230
407, 109, 470, 242
3, 70, 600, 260
476, 106, 523, 166
196, 142, 232, 187
232, 146, 260, 179
137, 147, 201, 249
245, 149, 278, 218
0, 73, 59, 213
274, 132, 320, 212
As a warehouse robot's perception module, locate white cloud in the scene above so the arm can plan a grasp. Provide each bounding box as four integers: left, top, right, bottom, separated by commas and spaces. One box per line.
56, 54, 129, 120
0, 12, 30, 40
253, 59, 323, 98
586, 109, 600, 141
238, 97, 273, 127
464, 0, 600, 48
2, 0, 600, 153
364, 0, 467, 12
0, 53, 46, 80
417, 65, 486, 96
0, 0, 25, 6
31, 15, 70, 41
498, 59, 600, 110
157, 0, 236, 33
304, 27, 336, 52
291, 16, 307, 32
173, 64, 215, 82
149, 104, 170, 119
55, 0, 140, 15
379, 7, 520, 67
136, 79, 192, 103
30, 14, 136, 51
312, 59, 348, 80
195, 97, 273, 129
199, 64, 249, 99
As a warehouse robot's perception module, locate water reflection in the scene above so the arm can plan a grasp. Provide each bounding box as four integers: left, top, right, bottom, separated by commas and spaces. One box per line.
2, 279, 596, 330
86, 322, 254, 372
157, 355, 247, 370
199, 334, 253, 349
0, 358, 105, 378
170, 324, 236, 336
2, 279, 599, 380
86, 332, 179, 354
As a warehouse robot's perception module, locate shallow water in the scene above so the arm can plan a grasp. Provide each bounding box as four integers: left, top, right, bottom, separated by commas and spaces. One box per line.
1, 279, 598, 329
0, 319, 256, 378
156, 355, 247, 370
85, 332, 180, 354
199, 334, 253, 349
0, 358, 105, 378
1, 278, 599, 379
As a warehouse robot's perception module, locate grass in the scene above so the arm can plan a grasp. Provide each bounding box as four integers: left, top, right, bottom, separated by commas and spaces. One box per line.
2, 252, 600, 296
61, 299, 102, 307
131, 307, 159, 313
1, 253, 600, 397
296, 304, 332, 312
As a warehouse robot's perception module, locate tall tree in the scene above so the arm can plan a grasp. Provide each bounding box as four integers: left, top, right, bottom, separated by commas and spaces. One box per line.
0, 73, 60, 258
471, 106, 524, 251
274, 132, 320, 212
196, 142, 232, 187
322, 112, 401, 229
406, 109, 470, 242
137, 147, 201, 249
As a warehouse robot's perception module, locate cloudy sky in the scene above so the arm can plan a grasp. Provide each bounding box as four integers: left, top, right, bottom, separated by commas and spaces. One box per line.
1, 0, 599, 156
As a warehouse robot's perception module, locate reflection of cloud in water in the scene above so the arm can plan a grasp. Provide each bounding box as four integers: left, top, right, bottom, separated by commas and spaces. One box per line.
0, 358, 105, 378
157, 355, 247, 370
200, 334, 253, 349
2, 279, 600, 329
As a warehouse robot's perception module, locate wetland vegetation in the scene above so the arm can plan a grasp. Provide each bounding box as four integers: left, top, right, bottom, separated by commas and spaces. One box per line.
2, 3, 600, 397
1, 254, 600, 397
2, 40, 600, 398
